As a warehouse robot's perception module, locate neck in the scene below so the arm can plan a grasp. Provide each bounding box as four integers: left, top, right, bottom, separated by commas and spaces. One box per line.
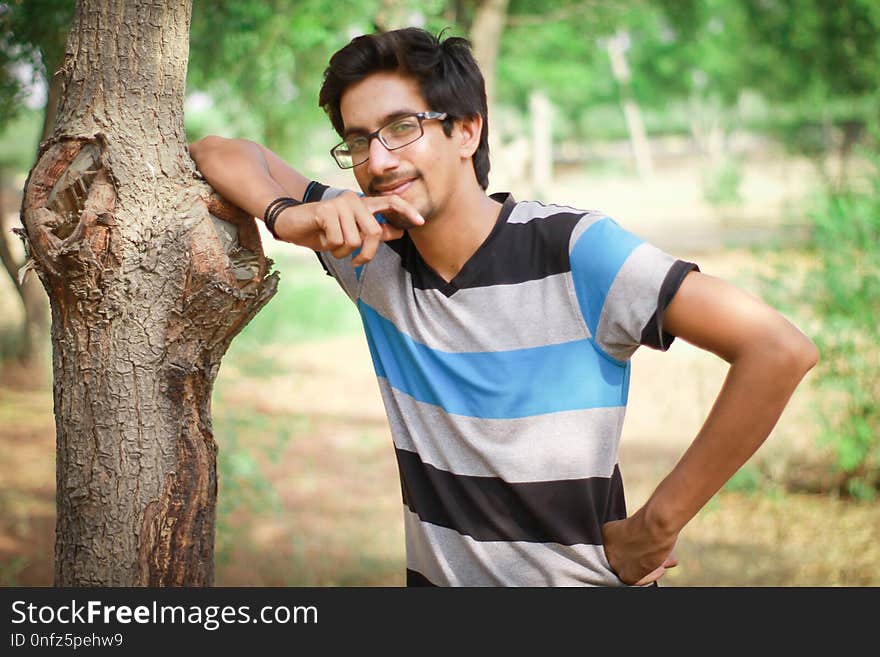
408, 180, 502, 284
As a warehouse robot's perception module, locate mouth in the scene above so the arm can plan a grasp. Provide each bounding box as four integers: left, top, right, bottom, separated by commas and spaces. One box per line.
372, 177, 417, 196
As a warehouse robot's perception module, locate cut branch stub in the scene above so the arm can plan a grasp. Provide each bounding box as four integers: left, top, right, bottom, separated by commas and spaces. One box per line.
204, 192, 271, 287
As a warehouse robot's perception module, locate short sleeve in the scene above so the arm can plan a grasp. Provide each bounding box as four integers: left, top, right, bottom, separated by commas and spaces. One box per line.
568, 214, 699, 362
303, 181, 363, 303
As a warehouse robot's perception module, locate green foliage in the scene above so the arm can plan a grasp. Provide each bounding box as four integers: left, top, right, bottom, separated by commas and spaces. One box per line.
213, 408, 306, 566
0, 106, 41, 169
702, 156, 743, 207
722, 462, 770, 496
0, 555, 28, 585
0, 0, 74, 125
187, 0, 382, 159
763, 148, 880, 499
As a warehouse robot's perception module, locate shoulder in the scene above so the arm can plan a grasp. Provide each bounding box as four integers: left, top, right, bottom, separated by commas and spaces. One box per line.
303, 181, 358, 203
500, 196, 602, 247
505, 197, 637, 264
506, 196, 600, 225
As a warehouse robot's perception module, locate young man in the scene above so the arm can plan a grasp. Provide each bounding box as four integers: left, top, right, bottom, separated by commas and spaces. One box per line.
189, 28, 818, 586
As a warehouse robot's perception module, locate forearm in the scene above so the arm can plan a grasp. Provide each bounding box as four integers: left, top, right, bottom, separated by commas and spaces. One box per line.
642, 340, 818, 536
189, 136, 296, 221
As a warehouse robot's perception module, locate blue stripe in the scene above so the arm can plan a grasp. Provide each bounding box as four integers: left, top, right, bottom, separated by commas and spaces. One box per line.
358, 301, 628, 419
569, 217, 643, 337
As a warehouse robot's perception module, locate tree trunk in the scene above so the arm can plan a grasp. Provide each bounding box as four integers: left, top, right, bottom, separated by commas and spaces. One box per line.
469, 0, 508, 113
41, 70, 64, 144
374, 0, 413, 31
19, 0, 277, 586
470, 0, 508, 190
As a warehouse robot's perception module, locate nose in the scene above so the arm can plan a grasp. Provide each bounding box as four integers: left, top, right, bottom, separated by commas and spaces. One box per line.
365, 135, 400, 177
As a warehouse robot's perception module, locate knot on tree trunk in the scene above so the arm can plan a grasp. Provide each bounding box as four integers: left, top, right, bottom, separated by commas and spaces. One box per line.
22, 136, 118, 293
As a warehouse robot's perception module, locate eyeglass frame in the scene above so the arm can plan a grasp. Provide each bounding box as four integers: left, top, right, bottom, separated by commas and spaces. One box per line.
330, 111, 450, 169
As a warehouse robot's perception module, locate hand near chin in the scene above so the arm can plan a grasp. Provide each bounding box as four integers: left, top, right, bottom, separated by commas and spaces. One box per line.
601, 510, 679, 586
280, 190, 424, 266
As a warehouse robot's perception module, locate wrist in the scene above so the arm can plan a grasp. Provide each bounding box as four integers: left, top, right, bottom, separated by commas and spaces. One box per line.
639, 493, 684, 542
264, 196, 303, 241
273, 203, 311, 243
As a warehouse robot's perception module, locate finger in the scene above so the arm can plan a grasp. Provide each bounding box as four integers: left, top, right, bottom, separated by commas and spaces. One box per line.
364, 194, 425, 228
663, 553, 679, 569
380, 223, 405, 241
352, 205, 383, 266
315, 211, 347, 257
634, 565, 667, 587
336, 203, 362, 252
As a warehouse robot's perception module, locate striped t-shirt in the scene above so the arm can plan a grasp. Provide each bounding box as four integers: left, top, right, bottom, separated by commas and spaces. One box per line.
304, 182, 699, 586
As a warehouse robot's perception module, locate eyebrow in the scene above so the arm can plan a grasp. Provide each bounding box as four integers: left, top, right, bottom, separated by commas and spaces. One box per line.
343, 109, 422, 139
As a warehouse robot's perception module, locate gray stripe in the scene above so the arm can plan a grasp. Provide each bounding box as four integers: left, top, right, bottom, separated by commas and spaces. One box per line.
360, 247, 590, 352
596, 242, 677, 361
507, 200, 602, 224
379, 379, 623, 482
403, 507, 625, 586
569, 211, 609, 252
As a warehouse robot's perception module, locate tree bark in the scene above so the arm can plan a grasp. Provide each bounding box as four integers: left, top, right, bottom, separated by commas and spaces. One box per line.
469, 0, 508, 113
19, 0, 277, 586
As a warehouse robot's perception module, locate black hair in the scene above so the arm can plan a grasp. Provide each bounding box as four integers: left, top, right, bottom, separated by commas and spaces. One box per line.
318, 27, 490, 190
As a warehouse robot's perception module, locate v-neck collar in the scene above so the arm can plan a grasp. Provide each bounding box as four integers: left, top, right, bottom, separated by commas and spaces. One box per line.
408, 192, 516, 298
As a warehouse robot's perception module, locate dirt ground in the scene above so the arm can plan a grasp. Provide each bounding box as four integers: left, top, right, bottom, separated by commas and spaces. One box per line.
1, 246, 878, 587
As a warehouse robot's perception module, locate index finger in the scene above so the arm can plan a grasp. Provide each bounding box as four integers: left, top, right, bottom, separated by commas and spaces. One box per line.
362, 194, 425, 229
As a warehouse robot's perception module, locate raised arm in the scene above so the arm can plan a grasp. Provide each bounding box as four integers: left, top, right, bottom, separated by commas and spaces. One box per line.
602, 270, 819, 585
187, 136, 422, 264
188, 135, 310, 219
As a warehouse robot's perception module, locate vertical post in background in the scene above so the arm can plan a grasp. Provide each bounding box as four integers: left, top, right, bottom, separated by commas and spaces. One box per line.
530, 90, 553, 199
606, 31, 654, 180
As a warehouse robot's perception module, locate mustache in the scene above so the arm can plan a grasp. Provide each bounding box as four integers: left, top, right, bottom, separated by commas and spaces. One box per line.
368, 171, 421, 195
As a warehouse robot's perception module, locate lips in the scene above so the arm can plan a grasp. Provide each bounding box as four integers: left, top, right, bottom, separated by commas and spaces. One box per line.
372, 177, 417, 195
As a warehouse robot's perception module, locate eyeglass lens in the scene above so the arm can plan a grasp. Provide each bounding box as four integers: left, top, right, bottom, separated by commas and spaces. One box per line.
333, 116, 425, 168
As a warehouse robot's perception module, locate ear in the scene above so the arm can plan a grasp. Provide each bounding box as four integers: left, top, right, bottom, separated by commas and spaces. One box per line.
456, 114, 483, 159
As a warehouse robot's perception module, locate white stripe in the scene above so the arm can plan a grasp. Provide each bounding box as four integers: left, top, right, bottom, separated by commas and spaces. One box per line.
359, 246, 590, 352
404, 507, 625, 587
378, 379, 623, 483
507, 200, 602, 224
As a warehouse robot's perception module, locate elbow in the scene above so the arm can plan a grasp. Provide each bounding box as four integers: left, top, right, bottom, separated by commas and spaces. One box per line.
187, 134, 230, 162
771, 329, 820, 380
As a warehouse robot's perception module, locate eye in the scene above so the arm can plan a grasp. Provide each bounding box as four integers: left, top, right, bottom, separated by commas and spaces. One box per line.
388, 119, 418, 134
347, 136, 369, 152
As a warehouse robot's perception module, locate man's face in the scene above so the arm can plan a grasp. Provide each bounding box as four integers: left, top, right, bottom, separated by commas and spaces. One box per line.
338, 71, 461, 228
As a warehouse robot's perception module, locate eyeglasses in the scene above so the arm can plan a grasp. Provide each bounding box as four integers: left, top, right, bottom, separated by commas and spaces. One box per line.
330, 111, 449, 169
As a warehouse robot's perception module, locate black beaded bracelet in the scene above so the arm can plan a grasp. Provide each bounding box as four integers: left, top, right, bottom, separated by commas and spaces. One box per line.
263, 196, 302, 239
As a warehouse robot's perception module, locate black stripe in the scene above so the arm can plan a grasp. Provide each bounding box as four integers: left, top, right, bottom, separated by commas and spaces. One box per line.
305, 181, 334, 277
640, 260, 700, 351
387, 202, 585, 295
406, 569, 438, 587
396, 448, 627, 546
304, 180, 328, 203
